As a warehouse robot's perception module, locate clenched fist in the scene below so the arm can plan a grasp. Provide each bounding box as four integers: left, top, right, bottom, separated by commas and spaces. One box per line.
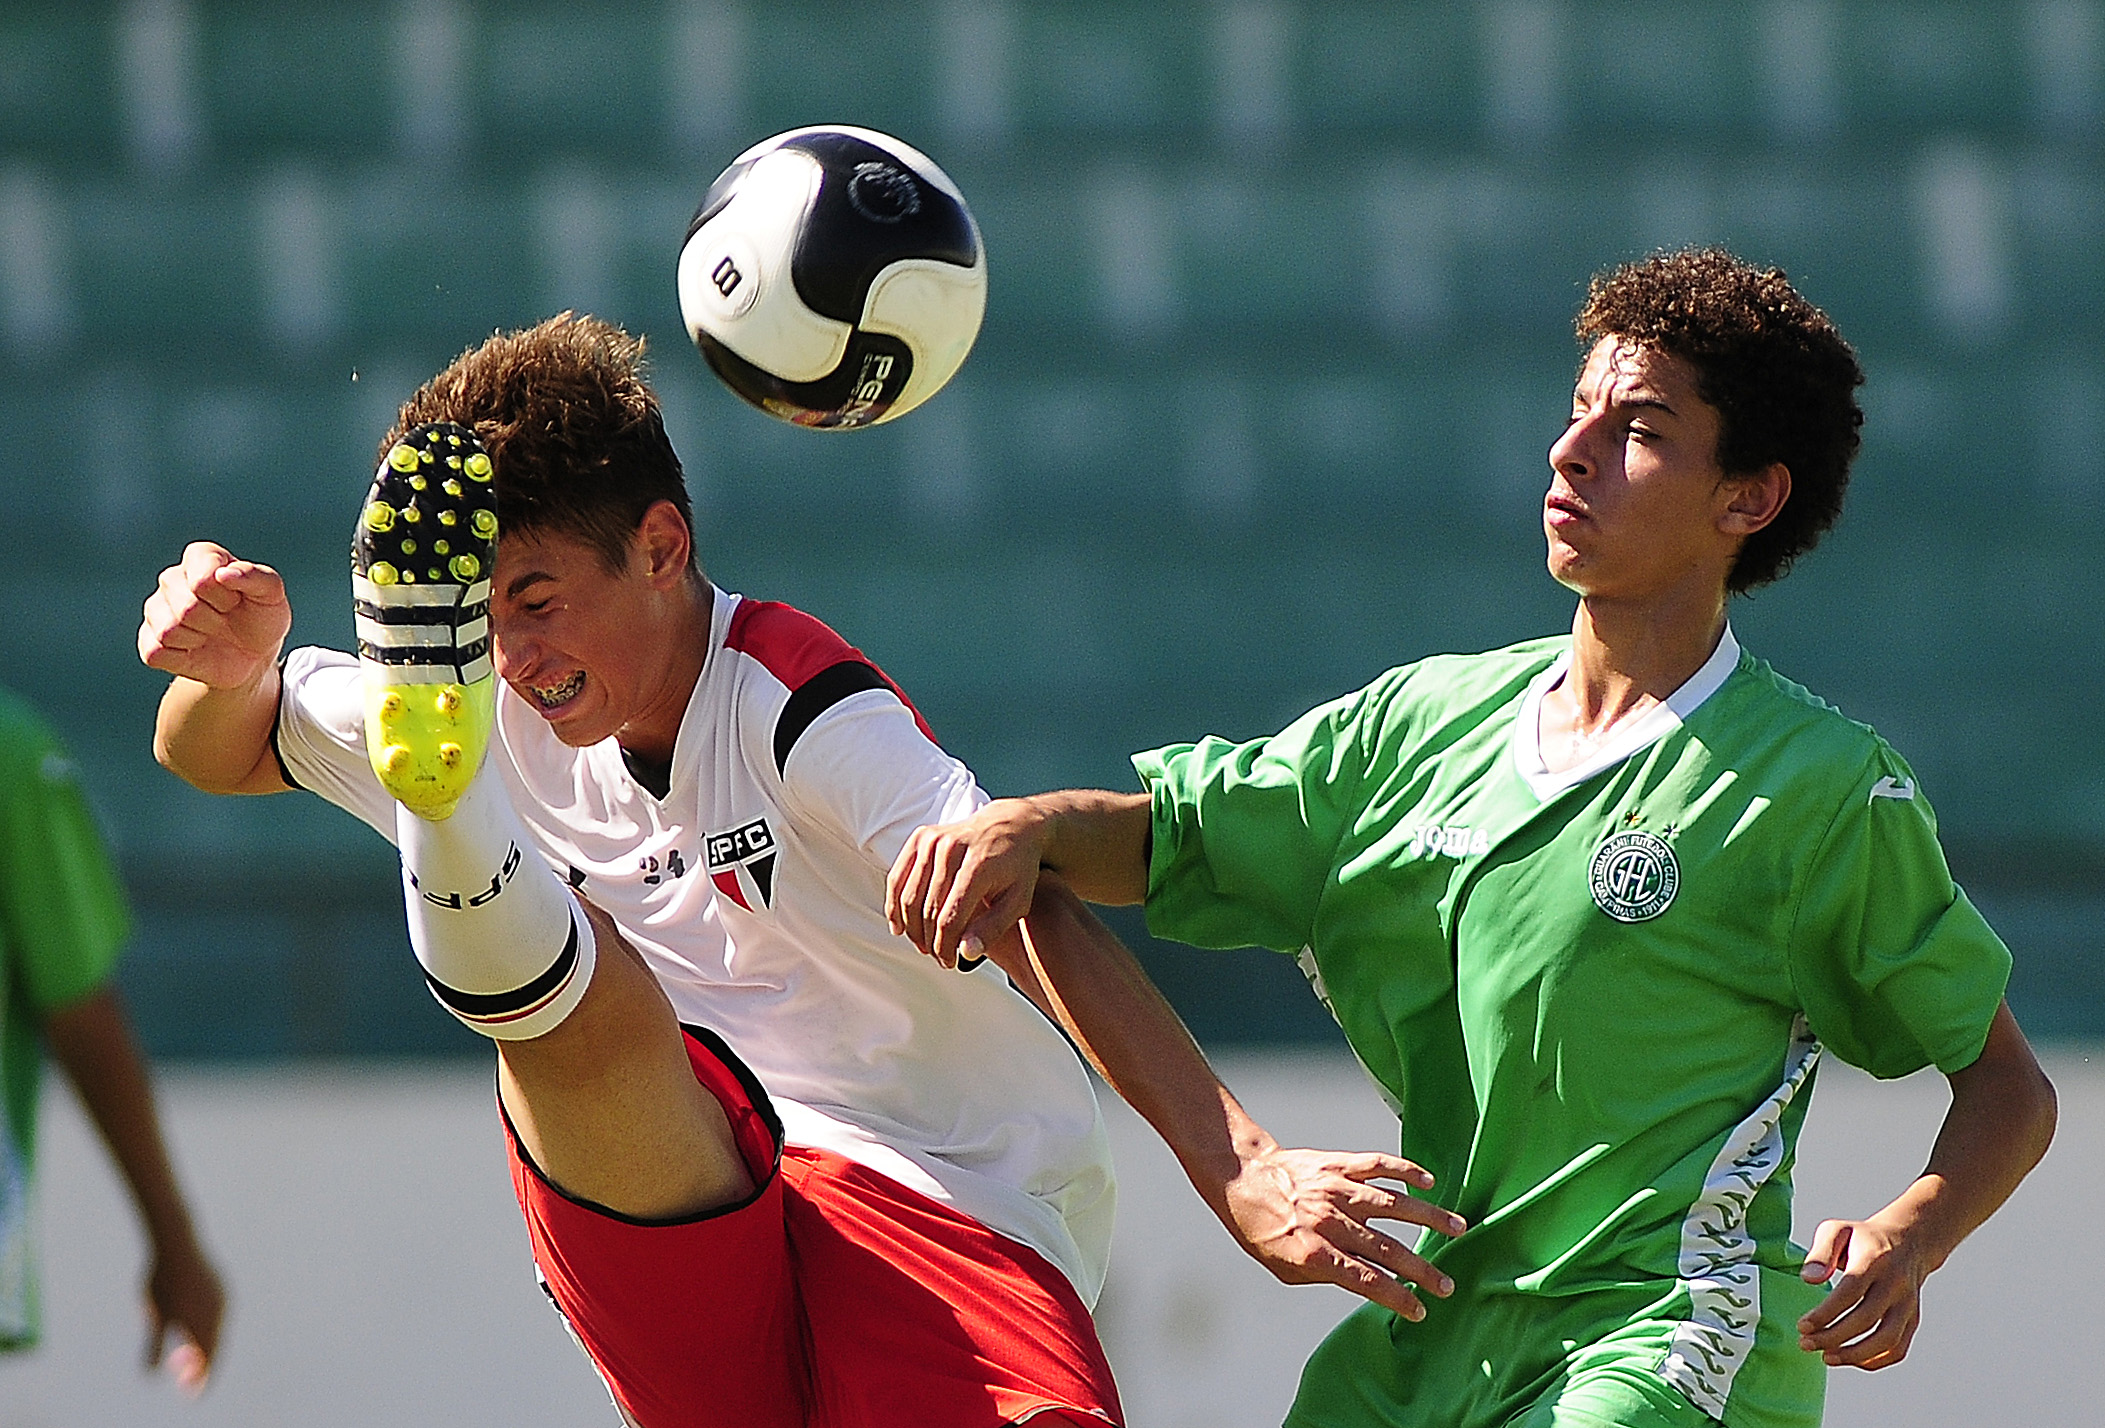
138, 542, 291, 690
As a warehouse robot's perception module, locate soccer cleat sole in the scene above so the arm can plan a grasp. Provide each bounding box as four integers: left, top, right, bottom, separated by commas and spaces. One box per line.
353, 421, 498, 820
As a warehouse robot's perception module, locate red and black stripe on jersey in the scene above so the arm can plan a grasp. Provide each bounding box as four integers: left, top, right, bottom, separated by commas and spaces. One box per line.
720, 601, 974, 960
723, 599, 939, 774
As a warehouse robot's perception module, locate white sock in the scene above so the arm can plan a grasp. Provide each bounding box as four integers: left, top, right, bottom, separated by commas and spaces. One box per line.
396, 764, 595, 1041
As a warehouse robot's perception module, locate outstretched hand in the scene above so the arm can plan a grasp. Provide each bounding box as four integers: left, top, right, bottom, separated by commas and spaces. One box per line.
138, 541, 291, 689
1797, 1214, 1929, 1369
1219, 1143, 1466, 1322
886, 799, 1051, 968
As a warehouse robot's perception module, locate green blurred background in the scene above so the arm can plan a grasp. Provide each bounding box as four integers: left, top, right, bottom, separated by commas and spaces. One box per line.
1, 0, 2096, 1056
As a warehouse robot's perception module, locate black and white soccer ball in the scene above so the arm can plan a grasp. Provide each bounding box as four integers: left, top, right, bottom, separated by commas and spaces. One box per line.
677, 126, 987, 429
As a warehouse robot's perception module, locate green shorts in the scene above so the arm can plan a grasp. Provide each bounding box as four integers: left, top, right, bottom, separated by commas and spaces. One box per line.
1286, 1269, 1826, 1428
1502, 1354, 1717, 1428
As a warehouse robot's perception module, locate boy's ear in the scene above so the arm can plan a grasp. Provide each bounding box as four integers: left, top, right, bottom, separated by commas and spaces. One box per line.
1720, 462, 1791, 537
634, 500, 693, 586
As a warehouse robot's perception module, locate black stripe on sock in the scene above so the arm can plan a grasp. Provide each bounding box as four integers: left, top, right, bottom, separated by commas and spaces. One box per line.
425, 918, 580, 1020
356, 600, 489, 625
357, 638, 492, 667
774, 660, 891, 776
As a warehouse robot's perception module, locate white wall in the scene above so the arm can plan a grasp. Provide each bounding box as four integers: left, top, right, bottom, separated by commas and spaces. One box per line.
1, 1048, 2096, 1427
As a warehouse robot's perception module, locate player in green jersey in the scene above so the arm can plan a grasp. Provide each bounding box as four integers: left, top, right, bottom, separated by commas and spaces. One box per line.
884, 249, 2056, 1428
0, 689, 223, 1391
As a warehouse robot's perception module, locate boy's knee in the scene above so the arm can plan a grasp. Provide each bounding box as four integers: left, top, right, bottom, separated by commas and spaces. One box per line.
422, 893, 597, 1041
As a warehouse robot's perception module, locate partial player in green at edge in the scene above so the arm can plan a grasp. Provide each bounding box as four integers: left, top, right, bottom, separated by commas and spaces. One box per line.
0, 690, 224, 1393
887, 248, 2056, 1428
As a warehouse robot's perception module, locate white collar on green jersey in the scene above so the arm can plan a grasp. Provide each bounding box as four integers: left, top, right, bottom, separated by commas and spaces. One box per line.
1511, 625, 1742, 801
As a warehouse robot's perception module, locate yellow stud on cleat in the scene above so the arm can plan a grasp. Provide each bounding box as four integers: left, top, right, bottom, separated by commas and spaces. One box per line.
354, 421, 499, 822
361, 677, 494, 819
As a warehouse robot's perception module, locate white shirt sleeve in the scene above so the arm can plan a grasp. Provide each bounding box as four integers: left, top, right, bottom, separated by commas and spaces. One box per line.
777, 688, 987, 871
274, 646, 399, 843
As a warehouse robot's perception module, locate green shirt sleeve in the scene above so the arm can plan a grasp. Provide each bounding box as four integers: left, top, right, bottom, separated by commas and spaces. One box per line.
0, 728, 129, 1015
1788, 745, 2010, 1079
1132, 678, 1384, 954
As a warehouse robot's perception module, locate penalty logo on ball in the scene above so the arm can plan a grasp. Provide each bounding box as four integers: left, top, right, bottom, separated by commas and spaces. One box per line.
1589, 829, 1679, 923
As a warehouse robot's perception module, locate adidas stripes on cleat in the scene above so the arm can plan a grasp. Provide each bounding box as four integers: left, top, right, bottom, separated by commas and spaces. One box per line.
354, 421, 499, 820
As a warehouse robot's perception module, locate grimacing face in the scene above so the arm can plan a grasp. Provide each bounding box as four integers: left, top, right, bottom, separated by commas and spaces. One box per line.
486, 511, 693, 752
1542, 338, 1761, 604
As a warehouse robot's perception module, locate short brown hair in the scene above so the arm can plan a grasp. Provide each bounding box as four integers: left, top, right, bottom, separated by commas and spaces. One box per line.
385, 313, 695, 574
1576, 248, 1864, 593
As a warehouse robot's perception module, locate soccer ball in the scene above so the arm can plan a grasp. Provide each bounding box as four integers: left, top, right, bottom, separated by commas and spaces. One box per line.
677, 126, 987, 429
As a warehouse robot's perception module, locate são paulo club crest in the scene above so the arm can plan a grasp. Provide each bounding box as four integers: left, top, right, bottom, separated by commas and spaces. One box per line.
1588, 829, 1679, 922
707, 816, 777, 911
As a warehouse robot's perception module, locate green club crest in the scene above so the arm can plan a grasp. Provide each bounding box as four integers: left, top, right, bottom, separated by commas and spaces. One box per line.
1589, 829, 1679, 923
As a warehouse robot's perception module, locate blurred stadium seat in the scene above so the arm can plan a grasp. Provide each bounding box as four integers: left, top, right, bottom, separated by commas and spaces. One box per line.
0, 0, 2096, 1053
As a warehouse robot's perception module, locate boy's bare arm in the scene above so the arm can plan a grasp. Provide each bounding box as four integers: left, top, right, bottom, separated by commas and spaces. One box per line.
978, 877, 1468, 1323
1797, 1001, 2056, 1369
139, 541, 294, 794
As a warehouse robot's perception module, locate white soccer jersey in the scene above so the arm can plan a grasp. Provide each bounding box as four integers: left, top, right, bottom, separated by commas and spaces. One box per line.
274, 585, 1115, 1302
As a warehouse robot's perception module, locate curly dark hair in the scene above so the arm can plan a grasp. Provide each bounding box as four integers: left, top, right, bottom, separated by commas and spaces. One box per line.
384, 312, 697, 576
1576, 248, 1864, 592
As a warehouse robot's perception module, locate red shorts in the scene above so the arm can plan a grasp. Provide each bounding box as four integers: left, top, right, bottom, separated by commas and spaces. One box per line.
504, 1024, 1123, 1428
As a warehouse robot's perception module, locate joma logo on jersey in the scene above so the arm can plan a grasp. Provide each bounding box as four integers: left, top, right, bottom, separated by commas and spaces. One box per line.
1406, 824, 1490, 859
706, 817, 777, 911
1589, 829, 1679, 922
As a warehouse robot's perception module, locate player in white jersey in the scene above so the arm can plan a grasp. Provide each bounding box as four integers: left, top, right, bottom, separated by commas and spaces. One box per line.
270, 587, 1117, 1298
137, 315, 1465, 1428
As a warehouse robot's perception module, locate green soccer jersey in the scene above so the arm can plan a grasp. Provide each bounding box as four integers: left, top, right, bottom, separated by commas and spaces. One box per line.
1134, 632, 2010, 1428
0, 691, 129, 1349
